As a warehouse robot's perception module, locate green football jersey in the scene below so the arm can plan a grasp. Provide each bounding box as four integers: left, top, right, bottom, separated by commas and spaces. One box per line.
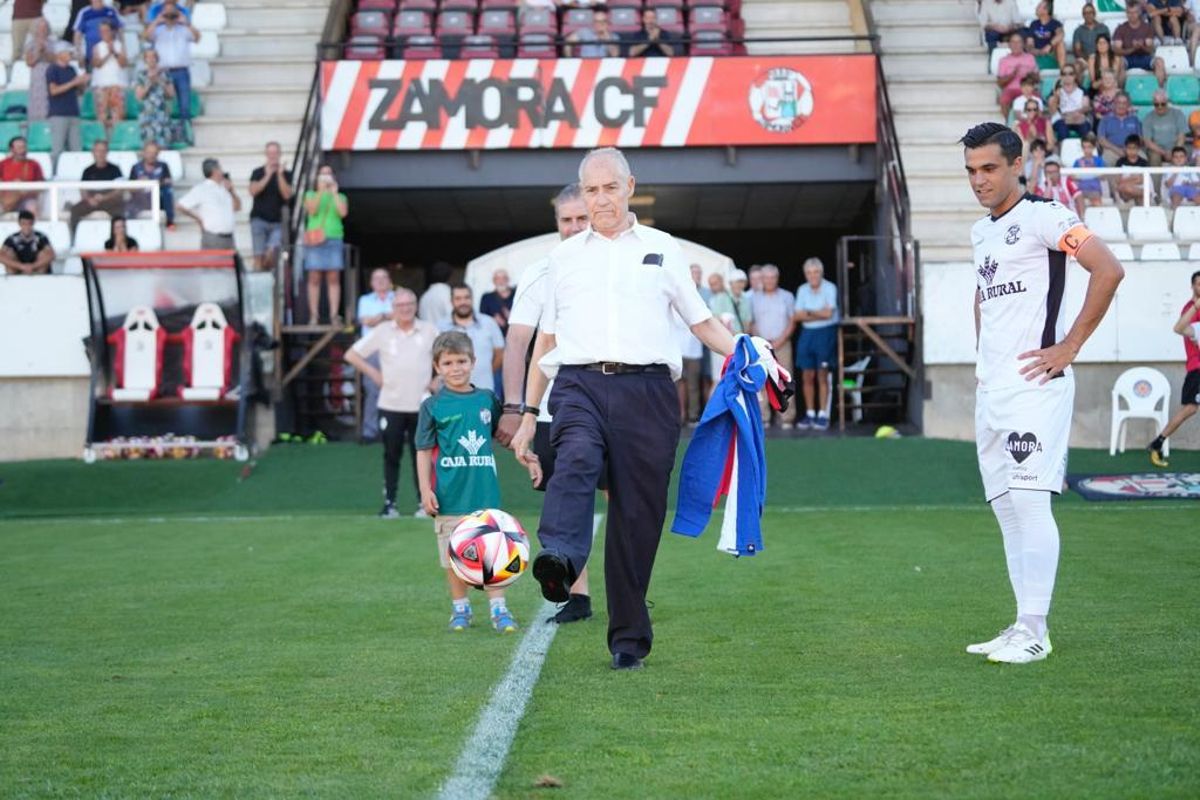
415, 387, 503, 515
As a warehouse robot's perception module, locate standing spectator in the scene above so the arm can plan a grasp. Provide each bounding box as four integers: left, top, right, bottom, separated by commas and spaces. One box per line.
996, 32, 1039, 114
90, 22, 128, 139
68, 140, 124, 235
12, 0, 45, 65
104, 216, 139, 251
144, 1, 199, 133
1026, 2, 1067, 71
1114, 134, 1151, 202
479, 269, 515, 335
248, 141, 294, 272
419, 261, 454, 324
1145, 0, 1184, 44
133, 48, 176, 148
146, 0, 192, 23
177, 157, 240, 249
24, 17, 54, 123
1015, 99, 1055, 159
1034, 157, 1086, 217
1164, 146, 1200, 206
706, 268, 753, 394
438, 283, 504, 392
1049, 65, 1092, 141
47, 41, 87, 166
625, 9, 676, 57
1113, 2, 1167, 87
978, 0, 1023, 52
128, 141, 175, 228
1073, 4, 1111, 63
749, 263, 797, 428
565, 6, 620, 57
74, 0, 122, 68
0, 137, 46, 214
792, 258, 838, 431
0, 210, 55, 275
1147, 271, 1200, 467
303, 164, 349, 325
1142, 89, 1188, 166
692, 264, 711, 302
1187, 110, 1200, 161
345, 289, 438, 518
746, 264, 764, 297
1097, 92, 1142, 164
1089, 65, 1122, 121
354, 267, 396, 443
1073, 134, 1107, 206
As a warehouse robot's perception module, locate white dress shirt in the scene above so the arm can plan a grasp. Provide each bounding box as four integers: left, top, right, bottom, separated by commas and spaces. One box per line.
540, 222, 712, 381
178, 179, 235, 235
510, 255, 554, 422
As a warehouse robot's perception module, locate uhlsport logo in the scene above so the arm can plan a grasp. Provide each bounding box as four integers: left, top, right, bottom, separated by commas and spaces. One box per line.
748, 68, 813, 133
977, 254, 999, 286
1004, 224, 1021, 245
1005, 431, 1042, 464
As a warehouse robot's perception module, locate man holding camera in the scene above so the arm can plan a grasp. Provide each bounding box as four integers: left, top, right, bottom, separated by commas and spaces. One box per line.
144, 1, 199, 130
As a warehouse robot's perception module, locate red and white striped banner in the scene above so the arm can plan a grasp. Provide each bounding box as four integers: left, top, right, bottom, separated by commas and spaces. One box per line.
320, 55, 876, 150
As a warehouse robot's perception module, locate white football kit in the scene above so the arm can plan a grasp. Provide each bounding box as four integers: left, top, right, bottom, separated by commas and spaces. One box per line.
971, 194, 1093, 501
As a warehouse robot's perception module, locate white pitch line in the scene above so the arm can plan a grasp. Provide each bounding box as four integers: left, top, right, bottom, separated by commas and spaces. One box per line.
436, 513, 604, 800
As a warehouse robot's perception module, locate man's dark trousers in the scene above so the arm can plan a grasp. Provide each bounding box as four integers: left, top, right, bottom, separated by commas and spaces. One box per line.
537, 366, 680, 659
380, 410, 419, 504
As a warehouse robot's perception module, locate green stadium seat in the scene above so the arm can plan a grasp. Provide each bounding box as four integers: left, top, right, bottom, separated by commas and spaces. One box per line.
26, 121, 51, 152
81, 120, 108, 149
1040, 76, 1058, 101
0, 120, 23, 151
125, 88, 142, 120
110, 120, 142, 151
1167, 75, 1200, 105
170, 90, 204, 119
81, 91, 96, 120
1, 90, 29, 120
1125, 74, 1159, 106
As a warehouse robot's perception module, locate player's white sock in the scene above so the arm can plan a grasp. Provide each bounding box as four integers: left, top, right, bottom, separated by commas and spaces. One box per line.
990, 492, 1024, 616
1008, 488, 1059, 630
452, 598, 470, 613
1018, 614, 1048, 639
489, 597, 506, 613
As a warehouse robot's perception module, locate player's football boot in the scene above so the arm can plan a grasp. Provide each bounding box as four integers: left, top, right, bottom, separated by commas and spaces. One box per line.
1148, 443, 1169, 468
449, 606, 473, 632
491, 608, 519, 633
987, 623, 1052, 664
378, 502, 399, 520
966, 625, 1018, 655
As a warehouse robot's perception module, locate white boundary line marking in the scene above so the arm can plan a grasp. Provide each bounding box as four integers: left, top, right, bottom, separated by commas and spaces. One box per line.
435, 513, 603, 800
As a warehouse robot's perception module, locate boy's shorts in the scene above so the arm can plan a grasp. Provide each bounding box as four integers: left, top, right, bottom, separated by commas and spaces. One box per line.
1170, 184, 1200, 201
434, 514, 465, 568
976, 377, 1074, 502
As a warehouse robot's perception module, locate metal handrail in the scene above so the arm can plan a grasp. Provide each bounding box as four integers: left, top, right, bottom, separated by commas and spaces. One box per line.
860, 0, 911, 243
1060, 164, 1195, 207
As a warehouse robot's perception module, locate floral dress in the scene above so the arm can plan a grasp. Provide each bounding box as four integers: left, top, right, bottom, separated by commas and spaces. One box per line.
134, 64, 175, 147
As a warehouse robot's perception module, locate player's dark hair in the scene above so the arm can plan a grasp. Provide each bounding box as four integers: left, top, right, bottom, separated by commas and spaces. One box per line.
432, 330, 474, 363
960, 122, 1023, 164
1125, 134, 1142, 147
17, 209, 34, 222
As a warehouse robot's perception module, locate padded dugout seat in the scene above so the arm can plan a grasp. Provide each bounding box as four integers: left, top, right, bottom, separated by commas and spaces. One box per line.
179, 302, 239, 401
108, 305, 167, 402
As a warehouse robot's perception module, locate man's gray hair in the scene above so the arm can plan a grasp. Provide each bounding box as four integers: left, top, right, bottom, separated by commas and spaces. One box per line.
760, 263, 780, 277
552, 183, 582, 209
802, 257, 824, 272
578, 147, 632, 182
393, 287, 417, 303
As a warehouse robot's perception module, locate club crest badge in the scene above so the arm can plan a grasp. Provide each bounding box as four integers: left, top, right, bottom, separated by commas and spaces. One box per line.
1004, 224, 1021, 245
748, 68, 813, 133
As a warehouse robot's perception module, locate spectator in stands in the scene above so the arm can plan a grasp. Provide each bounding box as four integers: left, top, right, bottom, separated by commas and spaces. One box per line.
0, 137, 45, 214
68, 140, 125, 235
12, 0, 45, 65
480, 269, 514, 335
177, 157, 240, 250
145, 1, 199, 132
1015, 73, 1045, 113
1089, 65, 1122, 121
419, 261, 454, 325
1186, 110, 1200, 160
1049, 65, 1092, 141
1114, 134, 1152, 202
566, 7, 621, 57
0, 210, 54, 274
626, 9, 676, 57
750, 264, 796, 429
438, 283, 504, 392
1034, 156, 1086, 216
302, 164, 349, 325
146, 0, 191, 23
1097, 92, 1142, 164
91, 22, 128, 139
1073, 134, 1107, 206
1143, 89, 1188, 166
47, 41, 88, 165
104, 216, 139, 251
793, 258, 838, 431
707, 268, 752, 379
746, 264, 763, 297
248, 141, 294, 272
128, 141, 175, 229
24, 17, 53, 123
1026, 2, 1067, 70
1164, 145, 1200, 207
1023, 137, 1048, 184
1073, 4, 1111, 63
134, 48, 177, 148
1189, 0, 1200, 65
355, 267, 396, 443
1086, 35, 1125, 89
691, 264, 711, 302
978, 0, 1023, 52
1145, 0, 1184, 44
1016, 99, 1055, 159
1113, 2, 1167, 86
996, 32, 1038, 114
74, 0, 122, 68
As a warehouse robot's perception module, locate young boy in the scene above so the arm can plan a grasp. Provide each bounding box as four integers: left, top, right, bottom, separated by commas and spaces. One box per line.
416, 330, 541, 633
1114, 134, 1151, 203
1164, 146, 1200, 207
1073, 134, 1106, 206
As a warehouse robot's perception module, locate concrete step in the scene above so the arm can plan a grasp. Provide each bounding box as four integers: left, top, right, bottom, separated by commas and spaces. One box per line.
890, 81, 996, 109
226, 6, 330, 30
895, 113, 984, 141
879, 25, 982, 49
907, 174, 979, 206
900, 142, 975, 174
882, 52, 990, 78
201, 85, 311, 117
920, 243, 975, 261
219, 29, 322, 58
211, 58, 317, 88
871, 0, 979, 23
192, 116, 305, 149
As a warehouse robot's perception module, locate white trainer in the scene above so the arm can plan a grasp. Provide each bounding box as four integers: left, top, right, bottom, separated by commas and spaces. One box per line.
987, 623, 1053, 664
966, 625, 1017, 655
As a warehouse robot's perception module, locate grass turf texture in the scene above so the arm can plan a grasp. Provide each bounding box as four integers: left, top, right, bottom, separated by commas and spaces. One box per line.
0, 440, 1197, 797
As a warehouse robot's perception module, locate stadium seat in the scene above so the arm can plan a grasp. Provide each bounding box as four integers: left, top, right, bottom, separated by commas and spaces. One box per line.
126, 218, 163, 250
43, 219, 70, 255
194, 31, 221, 59
179, 303, 239, 401
436, 10, 474, 37
192, 3, 228, 31
517, 32, 555, 57
1110, 366, 1171, 456
1, 89, 28, 119
0, 62, 8, 89
1138, 241, 1182, 259
401, 35, 443, 58
1058, 137, 1083, 167
191, 60, 212, 88
108, 150, 138, 176
1167, 75, 1200, 105
26, 120, 50, 152
107, 306, 167, 402
123, 29, 142, 58
81, 91, 97, 120
610, 8, 641, 34
0, 120, 21, 150
1125, 74, 1159, 105
562, 9, 595, 37
80, 120, 109, 150
1188, 241, 1200, 259
395, 10, 433, 38
1040, 75, 1058, 101
170, 90, 205, 119
478, 10, 516, 38
1127, 206, 1173, 241
344, 35, 387, 59
43, 4, 70, 37
73, 219, 111, 255
989, 46, 1010, 76
608, 0, 644, 8
1084, 206, 1127, 241
689, 6, 727, 34
460, 34, 500, 58
54, 151, 93, 181
650, 0, 685, 8
1108, 241, 1136, 260
518, 7, 556, 36
1172, 206, 1200, 240
653, 6, 685, 35
351, 10, 392, 37
59, 256, 83, 275
6, 61, 29, 91
1158, 46, 1191, 75
107, 121, 142, 152
690, 30, 733, 56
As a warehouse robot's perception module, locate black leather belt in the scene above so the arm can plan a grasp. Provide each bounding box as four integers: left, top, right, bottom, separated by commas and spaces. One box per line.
572, 363, 671, 375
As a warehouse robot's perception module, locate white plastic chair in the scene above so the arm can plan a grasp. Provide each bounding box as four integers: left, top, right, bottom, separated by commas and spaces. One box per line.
28, 152, 51, 178
1055, 0, 1086, 19
1172, 205, 1200, 240
1188, 242, 1200, 259
0, 4, 13, 33
1084, 206, 1128, 241
1110, 367, 1172, 455
0, 61, 8, 90
1109, 241, 1136, 260
193, 31, 220, 59
989, 46, 1010, 76
109, 150, 138, 176
53, 151, 92, 181
43, 220, 70, 256
1058, 137, 1083, 167
126, 218, 162, 250
7, 60, 30, 90
157, 149, 184, 181
72, 219, 110, 254
843, 356, 871, 423
1158, 46, 1191, 75
193, 4, 228, 32
44, 5, 71, 38
190, 60, 211, 87
1127, 206, 1173, 241
1139, 242, 1182, 260
1016, 0, 1039, 22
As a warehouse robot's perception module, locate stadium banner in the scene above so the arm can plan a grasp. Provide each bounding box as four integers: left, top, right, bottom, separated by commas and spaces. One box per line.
319, 55, 877, 150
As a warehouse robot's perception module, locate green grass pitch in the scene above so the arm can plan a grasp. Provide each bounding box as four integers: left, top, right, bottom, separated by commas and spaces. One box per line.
1, 439, 1197, 798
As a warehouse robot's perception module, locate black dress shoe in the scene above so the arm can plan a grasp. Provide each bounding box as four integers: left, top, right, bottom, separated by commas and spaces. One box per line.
532, 551, 571, 602
611, 652, 643, 671
553, 594, 592, 624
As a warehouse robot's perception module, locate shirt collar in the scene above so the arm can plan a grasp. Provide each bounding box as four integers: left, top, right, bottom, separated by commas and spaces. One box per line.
584, 213, 643, 242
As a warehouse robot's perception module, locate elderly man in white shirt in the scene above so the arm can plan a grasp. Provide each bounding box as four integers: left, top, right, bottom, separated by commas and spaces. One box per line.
511, 147, 735, 671
177, 158, 241, 250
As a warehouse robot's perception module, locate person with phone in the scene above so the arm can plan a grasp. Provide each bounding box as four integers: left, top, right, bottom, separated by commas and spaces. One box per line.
302, 165, 349, 325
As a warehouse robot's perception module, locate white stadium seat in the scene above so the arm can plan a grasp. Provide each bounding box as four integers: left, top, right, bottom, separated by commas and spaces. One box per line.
7, 60, 29, 90
1084, 206, 1127, 241
1058, 138, 1083, 168
158, 150, 184, 181
73, 219, 110, 254
1158, 46, 1191, 75
1188, 242, 1200, 259
1016, 0, 1039, 21
0, 62, 8, 90
1139, 242, 1182, 260
109, 150, 138, 176
126, 219, 163, 251
1108, 242, 1136, 261
1055, 0, 1086, 19
193, 4, 228, 32
53, 151, 93, 181
190, 60, 212, 87
989, 46, 1010, 76
1172, 206, 1200, 240
43, 220, 70, 255
60, 256, 83, 275
0, 4, 12, 33
28, 152, 52, 178
44, 5, 71, 38
1127, 206, 1173, 241
193, 31, 220, 59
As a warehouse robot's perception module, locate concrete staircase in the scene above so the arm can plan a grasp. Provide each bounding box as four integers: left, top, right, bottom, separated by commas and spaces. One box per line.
164, 0, 326, 259
872, 0, 998, 261
740, 0, 859, 54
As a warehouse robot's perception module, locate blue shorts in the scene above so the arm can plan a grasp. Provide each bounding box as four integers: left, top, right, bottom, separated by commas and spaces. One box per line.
304, 237, 344, 271
1171, 184, 1200, 200
1125, 54, 1155, 71
796, 325, 837, 370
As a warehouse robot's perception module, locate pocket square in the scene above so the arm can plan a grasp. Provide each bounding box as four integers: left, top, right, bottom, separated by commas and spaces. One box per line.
642, 253, 664, 266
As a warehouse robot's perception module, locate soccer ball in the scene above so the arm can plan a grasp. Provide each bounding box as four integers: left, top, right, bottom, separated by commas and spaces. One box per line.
447, 509, 530, 589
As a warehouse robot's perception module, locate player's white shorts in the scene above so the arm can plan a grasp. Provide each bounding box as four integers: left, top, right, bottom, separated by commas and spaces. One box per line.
976, 377, 1075, 502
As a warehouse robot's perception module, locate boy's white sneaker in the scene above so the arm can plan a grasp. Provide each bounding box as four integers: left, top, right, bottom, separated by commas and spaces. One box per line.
966, 625, 1017, 655
987, 623, 1052, 664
